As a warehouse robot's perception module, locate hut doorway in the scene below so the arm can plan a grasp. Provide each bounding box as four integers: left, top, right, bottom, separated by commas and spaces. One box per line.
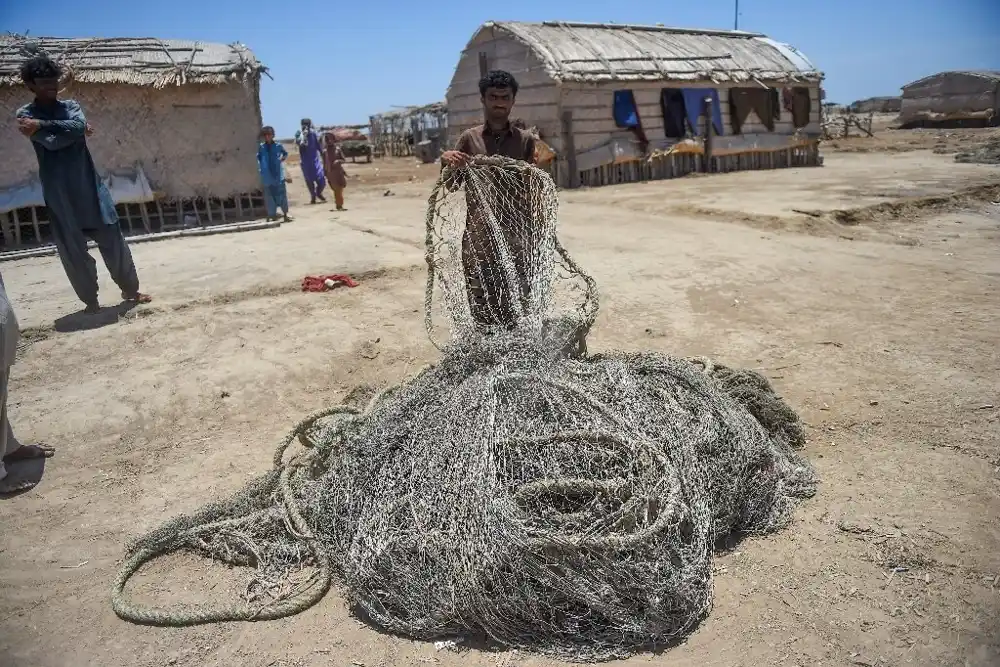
660, 89, 688, 138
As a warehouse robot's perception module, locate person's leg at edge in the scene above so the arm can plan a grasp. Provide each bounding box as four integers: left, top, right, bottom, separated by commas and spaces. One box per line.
49, 210, 101, 313
264, 185, 279, 221
278, 183, 292, 222
315, 175, 327, 202
88, 224, 151, 305
305, 175, 317, 204
0, 367, 54, 493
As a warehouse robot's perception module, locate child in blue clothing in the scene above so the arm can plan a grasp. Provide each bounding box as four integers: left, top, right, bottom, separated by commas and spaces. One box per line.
256, 126, 292, 222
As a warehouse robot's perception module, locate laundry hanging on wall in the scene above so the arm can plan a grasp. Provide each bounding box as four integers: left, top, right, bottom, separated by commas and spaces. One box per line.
782, 87, 812, 128
612, 90, 649, 152
613, 90, 641, 128
680, 89, 724, 136
729, 87, 777, 134
660, 89, 688, 138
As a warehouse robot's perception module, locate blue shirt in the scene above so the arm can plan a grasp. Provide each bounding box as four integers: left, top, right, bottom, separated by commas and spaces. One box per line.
256, 142, 288, 187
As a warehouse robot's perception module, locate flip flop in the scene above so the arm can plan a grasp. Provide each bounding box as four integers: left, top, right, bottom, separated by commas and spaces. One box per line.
2, 443, 55, 463
122, 293, 152, 304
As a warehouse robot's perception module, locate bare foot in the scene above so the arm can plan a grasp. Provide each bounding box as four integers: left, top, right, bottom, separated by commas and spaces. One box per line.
122, 292, 152, 304
2, 443, 55, 463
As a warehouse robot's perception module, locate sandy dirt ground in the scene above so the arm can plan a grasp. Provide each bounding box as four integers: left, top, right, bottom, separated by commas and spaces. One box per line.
1, 143, 999, 667
822, 113, 1000, 156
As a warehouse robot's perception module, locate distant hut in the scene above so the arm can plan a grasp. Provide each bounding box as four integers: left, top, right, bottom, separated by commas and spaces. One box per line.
445, 21, 824, 188
0, 35, 268, 249
899, 71, 1000, 129
849, 96, 901, 114
369, 101, 447, 159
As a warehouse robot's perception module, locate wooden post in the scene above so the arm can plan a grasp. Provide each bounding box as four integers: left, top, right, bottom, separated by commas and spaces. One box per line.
560, 110, 578, 189
12, 209, 22, 246
702, 97, 714, 174
122, 204, 133, 233
993, 83, 1000, 127
155, 199, 165, 230
29, 206, 41, 243
0, 212, 12, 248
478, 52, 489, 78
139, 202, 152, 233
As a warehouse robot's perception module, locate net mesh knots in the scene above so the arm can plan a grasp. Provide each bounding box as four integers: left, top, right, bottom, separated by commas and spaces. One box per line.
112, 155, 816, 661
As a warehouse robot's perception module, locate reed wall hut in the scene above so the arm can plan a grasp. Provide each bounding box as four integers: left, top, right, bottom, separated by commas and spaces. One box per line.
899, 71, 1000, 129
0, 35, 268, 249
849, 96, 901, 114
369, 101, 447, 158
446, 21, 823, 188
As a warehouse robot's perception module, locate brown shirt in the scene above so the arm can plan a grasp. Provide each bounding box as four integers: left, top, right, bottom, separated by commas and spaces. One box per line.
455, 124, 536, 163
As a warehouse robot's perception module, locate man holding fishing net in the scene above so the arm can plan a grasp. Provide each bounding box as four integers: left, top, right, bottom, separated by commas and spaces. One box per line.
440, 70, 540, 331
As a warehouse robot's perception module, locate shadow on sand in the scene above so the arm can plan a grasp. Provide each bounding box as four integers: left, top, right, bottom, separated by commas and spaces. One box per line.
53, 301, 137, 333
0, 456, 47, 498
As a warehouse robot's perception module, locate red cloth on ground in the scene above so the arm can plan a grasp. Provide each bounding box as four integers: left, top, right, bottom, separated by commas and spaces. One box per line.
301, 274, 359, 292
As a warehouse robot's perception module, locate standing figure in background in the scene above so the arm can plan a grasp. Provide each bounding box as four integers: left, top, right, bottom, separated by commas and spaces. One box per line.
296, 118, 326, 204
322, 132, 348, 211
0, 272, 55, 494
257, 126, 292, 222
16, 54, 151, 314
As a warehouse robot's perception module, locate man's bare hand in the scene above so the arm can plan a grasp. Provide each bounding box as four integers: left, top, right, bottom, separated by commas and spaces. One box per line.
441, 150, 471, 168
17, 117, 40, 136
85, 123, 94, 137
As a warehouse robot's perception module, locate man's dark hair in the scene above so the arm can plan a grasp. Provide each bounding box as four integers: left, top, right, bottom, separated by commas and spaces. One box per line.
20, 54, 62, 84
479, 70, 519, 97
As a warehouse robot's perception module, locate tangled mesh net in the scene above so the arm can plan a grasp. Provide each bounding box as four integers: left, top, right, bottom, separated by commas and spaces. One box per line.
113, 156, 816, 660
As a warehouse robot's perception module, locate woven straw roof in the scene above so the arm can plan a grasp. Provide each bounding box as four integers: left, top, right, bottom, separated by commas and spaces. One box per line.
0, 34, 266, 88
472, 21, 821, 83
902, 70, 1000, 89
372, 101, 447, 121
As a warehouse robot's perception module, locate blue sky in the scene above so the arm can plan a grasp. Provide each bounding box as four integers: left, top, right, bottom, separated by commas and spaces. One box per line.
3, 0, 997, 135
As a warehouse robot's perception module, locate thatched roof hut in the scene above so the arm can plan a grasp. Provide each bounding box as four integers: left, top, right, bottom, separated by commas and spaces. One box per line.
899, 71, 1000, 129
446, 21, 824, 188
0, 35, 268, 247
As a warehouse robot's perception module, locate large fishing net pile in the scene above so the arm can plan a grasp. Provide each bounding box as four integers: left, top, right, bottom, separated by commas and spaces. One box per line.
113, 156, 815, 660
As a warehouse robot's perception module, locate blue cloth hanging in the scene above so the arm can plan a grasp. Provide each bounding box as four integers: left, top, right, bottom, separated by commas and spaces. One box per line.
681, 89, 724, 135
613, 90, 640, 128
